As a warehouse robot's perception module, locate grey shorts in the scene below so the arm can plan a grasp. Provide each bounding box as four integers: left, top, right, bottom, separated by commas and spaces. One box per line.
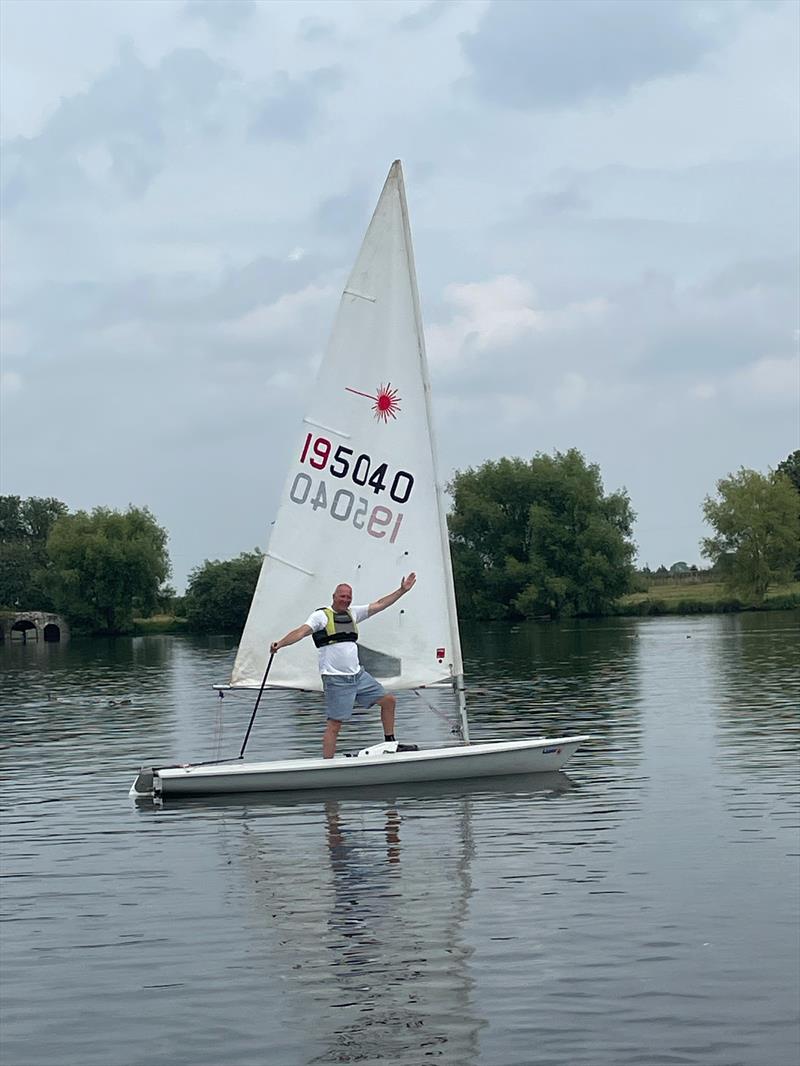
322, 669, 386, 722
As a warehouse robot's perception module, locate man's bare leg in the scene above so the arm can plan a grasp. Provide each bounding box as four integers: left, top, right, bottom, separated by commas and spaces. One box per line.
323, 718, 342, 759
377, 694, 396, 738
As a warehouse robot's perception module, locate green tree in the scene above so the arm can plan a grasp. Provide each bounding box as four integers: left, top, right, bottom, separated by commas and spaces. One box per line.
701, 468, 799, 602
184, 550, 263, 632
0, 495, 68, 608
776, 450, 800, 577
776, 449, 800, 493
155, 584, 183, 615
46, 506, 170, 633
448, 450, 636, 619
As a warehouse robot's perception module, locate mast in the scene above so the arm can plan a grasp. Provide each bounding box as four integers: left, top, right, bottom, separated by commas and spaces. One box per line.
393, 161, 470, 743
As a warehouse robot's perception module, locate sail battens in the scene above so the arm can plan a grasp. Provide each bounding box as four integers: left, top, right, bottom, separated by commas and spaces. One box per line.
266, 552, 315, 576
302, 417, 350, 438
343, 288, 376, 302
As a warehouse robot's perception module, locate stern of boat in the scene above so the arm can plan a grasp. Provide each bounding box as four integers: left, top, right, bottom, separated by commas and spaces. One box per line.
129, 767, 158, 798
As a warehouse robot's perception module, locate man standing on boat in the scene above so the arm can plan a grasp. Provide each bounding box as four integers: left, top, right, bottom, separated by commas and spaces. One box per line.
270, 574, 417, 758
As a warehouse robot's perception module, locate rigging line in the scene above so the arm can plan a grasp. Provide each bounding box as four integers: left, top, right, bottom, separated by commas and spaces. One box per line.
413, 687, 461, 737
213, 697, 225, 761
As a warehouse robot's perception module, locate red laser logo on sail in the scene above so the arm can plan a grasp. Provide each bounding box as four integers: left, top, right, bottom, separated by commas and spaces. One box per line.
345, 383, 402, 423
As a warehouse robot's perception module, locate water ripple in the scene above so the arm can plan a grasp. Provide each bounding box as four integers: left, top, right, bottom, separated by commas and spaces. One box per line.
1, 616, 798, 1066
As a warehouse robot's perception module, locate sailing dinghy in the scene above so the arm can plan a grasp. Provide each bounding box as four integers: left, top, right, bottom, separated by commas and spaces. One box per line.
130, 161, 589, 799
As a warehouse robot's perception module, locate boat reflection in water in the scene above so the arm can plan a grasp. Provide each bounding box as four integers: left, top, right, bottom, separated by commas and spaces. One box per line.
142, 774, 573, 1065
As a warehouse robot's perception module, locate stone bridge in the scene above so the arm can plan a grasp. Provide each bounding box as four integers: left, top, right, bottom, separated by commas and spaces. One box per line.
0, 611, 70, 643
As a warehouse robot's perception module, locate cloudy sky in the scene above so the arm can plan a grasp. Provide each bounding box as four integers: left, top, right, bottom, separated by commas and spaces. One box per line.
2, 0, 798, 589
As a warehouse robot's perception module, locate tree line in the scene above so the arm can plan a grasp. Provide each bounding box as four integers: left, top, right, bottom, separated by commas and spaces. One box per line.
2, 449, 797, 634
0, 498, 170, 633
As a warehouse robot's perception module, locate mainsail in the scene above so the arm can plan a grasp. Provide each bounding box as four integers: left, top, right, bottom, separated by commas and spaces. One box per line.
231, 161, 463, 695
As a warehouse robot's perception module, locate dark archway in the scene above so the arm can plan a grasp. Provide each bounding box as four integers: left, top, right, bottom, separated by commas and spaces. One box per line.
10, 620, 38, 642
43, 623, 61, 642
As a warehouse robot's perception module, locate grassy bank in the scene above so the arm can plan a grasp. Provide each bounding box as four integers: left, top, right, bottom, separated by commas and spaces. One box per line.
127, 582, 800, 634
613, 580, 800, 616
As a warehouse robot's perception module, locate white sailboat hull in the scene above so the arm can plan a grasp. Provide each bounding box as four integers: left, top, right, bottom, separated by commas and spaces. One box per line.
130, 736, 590, 798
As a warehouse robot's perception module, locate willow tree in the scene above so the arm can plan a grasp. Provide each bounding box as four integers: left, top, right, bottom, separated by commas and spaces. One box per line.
0, 495, 68, 609
702, 468, 799, 602
46, 506, 170, 633
448, 449, 636, 619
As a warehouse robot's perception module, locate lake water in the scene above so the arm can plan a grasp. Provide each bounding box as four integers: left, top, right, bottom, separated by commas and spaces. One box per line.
1, 613, 798, 1066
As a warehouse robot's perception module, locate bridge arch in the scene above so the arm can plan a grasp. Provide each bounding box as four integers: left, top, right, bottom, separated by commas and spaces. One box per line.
0, 612, 70, 643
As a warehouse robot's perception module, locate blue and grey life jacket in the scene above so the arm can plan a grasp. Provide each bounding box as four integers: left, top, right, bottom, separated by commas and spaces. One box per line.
312, 607, 359, 648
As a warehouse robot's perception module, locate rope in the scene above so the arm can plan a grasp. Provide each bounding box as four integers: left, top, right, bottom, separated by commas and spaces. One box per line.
213, 696, 225, 761
413, 688, 462, 737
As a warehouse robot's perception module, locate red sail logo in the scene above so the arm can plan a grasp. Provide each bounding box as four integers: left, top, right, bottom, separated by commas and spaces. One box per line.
345, 383, 402, 423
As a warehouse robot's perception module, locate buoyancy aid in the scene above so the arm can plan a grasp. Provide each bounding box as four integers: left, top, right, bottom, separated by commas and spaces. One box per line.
312, 607, 359, 648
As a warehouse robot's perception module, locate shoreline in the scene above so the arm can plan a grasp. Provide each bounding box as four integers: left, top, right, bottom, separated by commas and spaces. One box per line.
6, 584, 797, 641
131, 582, 799, 635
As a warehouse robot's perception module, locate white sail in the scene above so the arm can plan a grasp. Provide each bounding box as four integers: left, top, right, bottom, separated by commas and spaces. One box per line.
231, 161, 463, 693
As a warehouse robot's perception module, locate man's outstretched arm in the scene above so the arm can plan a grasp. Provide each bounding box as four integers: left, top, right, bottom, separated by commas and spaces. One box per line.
270, 624, 312, 654
368, 573, 416, 617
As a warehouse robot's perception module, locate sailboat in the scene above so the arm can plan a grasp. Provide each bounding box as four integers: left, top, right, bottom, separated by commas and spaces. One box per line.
130, 161, 589, 799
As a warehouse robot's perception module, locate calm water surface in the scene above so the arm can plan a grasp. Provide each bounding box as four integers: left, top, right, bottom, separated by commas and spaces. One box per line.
1, 613, 798, 1066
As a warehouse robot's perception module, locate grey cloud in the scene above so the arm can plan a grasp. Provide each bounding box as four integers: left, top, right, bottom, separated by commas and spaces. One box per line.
491, 157, 799, 301
529, 186, 591, 216
1, 249, 337, 583
699, 257, 800, 300
298, 18, 337, 43
1, 44, 228, 207
461, 0, 740, 109
250, 67, 345, 142
616, 261, 797, 377
314, 186, 371, 238
4, 254, 329, 366
426, 250, 796, 569
2, 0, 794, 587
212, 255, 328, 319
397, 1, 455, 31
184, 0, 257, 35
429, 257, 796, 408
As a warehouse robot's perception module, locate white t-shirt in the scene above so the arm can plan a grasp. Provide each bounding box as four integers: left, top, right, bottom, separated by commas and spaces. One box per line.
305, 604, 370, 675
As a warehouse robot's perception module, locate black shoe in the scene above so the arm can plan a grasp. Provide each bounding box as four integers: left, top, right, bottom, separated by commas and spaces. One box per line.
396, 743, 419, 752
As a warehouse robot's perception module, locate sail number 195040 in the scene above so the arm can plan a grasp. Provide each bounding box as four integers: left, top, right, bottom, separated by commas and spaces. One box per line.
299, 434, 414, 503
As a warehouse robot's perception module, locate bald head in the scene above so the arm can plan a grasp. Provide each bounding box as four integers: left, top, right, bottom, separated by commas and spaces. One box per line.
331, 584, 353, 611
